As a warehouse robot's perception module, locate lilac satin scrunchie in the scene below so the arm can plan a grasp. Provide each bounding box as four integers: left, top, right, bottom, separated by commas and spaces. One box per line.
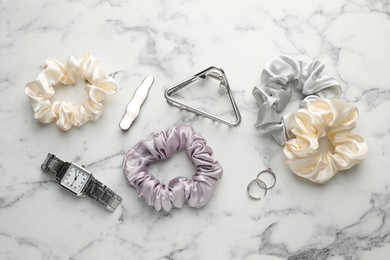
122, 125, 223, 212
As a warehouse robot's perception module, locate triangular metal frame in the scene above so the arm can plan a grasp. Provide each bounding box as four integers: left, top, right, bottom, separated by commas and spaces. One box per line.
164, 66, 242, 127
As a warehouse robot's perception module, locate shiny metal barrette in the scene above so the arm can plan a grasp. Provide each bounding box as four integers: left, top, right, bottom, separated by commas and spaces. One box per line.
164, 67, 242, 127
119, 76, 154, 131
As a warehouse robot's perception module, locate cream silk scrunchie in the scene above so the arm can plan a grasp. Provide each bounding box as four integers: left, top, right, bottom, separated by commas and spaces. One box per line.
253, 55, 367, 184
284, 98, 368, 184
25, 54, 117, 130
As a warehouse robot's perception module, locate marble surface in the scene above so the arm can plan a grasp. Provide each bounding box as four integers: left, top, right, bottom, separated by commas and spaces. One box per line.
1, 0, 390, 259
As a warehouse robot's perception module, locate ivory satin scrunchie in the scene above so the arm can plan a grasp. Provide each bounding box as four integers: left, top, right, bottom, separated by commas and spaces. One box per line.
284, 98, 368, 184
253, 55, 367, 184
122, 125, 223, 212
25, 54, 117, 130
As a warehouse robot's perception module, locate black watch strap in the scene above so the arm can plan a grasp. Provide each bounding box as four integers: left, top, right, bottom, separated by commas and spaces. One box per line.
41, 153, 68, 180
84, 177, 123, 212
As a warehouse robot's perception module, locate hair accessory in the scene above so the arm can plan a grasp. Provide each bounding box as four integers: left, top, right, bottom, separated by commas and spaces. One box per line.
247, 169, 276, 200
119, 75, 154, 131
25, 53, 117, 130
253, 55, 367, 184
122, 125, 223, 212
165, 67, 242, 126
253, 55, 341, 145
284, 98, 368, 183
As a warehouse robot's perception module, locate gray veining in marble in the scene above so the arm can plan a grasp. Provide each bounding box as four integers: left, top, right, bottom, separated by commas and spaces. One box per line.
1, 0, 390, 259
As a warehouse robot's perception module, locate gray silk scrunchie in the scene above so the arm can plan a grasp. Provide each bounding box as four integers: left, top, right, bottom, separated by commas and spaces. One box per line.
122, 125, 223, 212
253, 55, 341, 145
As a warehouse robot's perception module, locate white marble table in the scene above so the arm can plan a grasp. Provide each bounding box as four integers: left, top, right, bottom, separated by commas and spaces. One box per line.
1, 0, 390, 259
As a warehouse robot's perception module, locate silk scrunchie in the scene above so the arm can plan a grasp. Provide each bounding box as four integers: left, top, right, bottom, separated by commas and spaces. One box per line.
253, 55, 341, 145
253, 55, 367, 184
122, 125, 223, 212
25, 53, 117, 130
284, 98, 368, 183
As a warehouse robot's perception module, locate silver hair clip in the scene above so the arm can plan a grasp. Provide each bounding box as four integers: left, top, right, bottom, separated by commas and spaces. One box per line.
247, 169, 276, 200
119, 76, 154, 131
164, 67, 242, 127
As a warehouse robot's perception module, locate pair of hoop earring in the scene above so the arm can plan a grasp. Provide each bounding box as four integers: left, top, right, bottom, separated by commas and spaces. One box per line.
247, 169, 276, 200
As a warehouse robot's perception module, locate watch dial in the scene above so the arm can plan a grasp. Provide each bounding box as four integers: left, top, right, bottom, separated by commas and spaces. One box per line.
61, 165, 90, 194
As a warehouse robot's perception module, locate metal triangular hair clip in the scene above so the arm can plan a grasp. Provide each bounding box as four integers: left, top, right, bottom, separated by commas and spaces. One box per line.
164, 66, 242, 126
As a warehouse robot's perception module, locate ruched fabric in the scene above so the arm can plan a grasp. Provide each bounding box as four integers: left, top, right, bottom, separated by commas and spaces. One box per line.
284, 98, 368, 184
253, 55, 367, 184
122, 125, 223, 212
25, 53, 117, 130
253, 55, 341, 145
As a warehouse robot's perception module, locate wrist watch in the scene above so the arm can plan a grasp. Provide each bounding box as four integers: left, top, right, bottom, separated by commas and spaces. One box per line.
41, 153, 122, 212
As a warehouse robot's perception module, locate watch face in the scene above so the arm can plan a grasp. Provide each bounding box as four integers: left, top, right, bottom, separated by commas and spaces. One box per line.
60, 164, 91, 195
